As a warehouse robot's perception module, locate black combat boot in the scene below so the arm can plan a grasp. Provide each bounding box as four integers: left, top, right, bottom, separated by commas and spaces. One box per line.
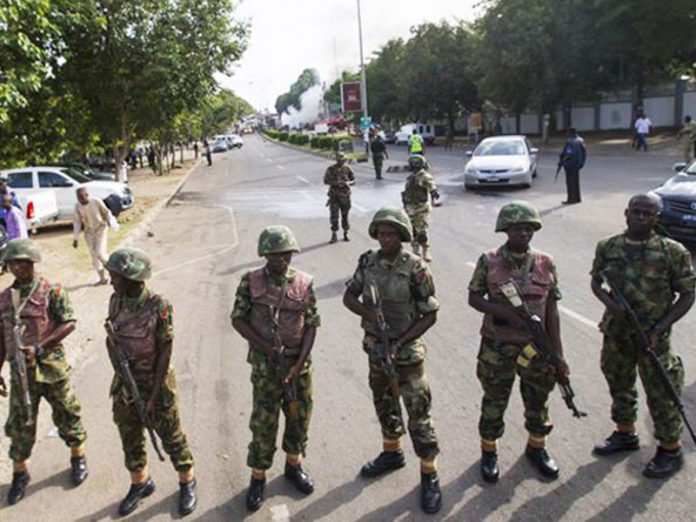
593, 431, 640, 456
525, 446, 559, 479
70, 456, 88, 486
284, 462, 315, 495
329, 232, 338, 244
179, 479, 197, 516
343, 230, 350, 242
480, 451, 499, 483
643, 447, 684, 479
360, 450, 406, 478
420, 472, 442, 514
246, 477, 266, 512
7, 470, 30, 505
118, 478, 155, 516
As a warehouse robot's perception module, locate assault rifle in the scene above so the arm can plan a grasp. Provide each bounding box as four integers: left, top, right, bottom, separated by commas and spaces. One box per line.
367, 282, 405, 428
10, 289, 33, 426
269, 306, 303, 444
600, 271, 696, 444
105, 320, 165, 461
498, 281, 587, 418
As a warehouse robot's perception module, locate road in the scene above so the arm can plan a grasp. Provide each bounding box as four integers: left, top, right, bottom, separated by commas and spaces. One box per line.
3, 134, 696, 521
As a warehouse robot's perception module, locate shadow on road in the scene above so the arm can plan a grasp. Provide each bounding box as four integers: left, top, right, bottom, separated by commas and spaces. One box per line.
292, 473, 368, 520
314, 279, 349, 301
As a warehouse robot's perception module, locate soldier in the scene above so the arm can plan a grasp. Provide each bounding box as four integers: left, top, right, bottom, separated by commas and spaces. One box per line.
590, 194, 695, 478
0, 239, 88, 505
402, 154, 440, 262
231, 226, 318, 512
468, 202, 568, 483
105, 248, 197, 516
343, 207, 442, 514
677, 115, 696, 164
324, 152, 355, 243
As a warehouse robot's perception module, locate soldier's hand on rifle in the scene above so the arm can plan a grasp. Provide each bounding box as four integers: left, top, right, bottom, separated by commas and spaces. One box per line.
145, 396, 157, 425
284, 363, 301, 385
554, 357, 570, 380
0, 376, 7, 397
648, 323, 667, 352
495, 306, 525, 330
20, 345, 39, 364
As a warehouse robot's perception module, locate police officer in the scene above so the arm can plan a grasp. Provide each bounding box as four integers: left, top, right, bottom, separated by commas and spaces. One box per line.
677, 115, 696, 163
0, 239, 88, 505
408, 129, 425, 156
343, 208, 442, 514
558, 128, 586, 205
402, 155, 439, 262
231, 226, 318, 512
468, 202, 568, 483
590, 194, 695, 478
324, 152, 355, 243
105, 248, 197, 516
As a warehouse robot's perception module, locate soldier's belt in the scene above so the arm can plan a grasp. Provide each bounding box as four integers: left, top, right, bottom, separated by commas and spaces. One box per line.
370, 360, 424, 378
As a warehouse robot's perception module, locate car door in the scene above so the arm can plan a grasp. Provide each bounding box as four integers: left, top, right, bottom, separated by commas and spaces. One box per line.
525, 138, 538, 172
38, 170, 77, 216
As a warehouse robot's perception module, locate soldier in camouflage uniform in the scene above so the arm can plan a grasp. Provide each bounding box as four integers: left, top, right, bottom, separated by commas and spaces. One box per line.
105, 247, 197, 516
402, 154, 439, 262
231, 225, 319, 512
324, 152, 355, 243
590, 194, 695, 479
468, 202, 569, 483
343, 207, 442, 514
0, 239, 88, 505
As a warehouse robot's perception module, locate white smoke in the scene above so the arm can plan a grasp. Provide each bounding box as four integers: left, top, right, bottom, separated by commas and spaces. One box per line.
281, 85, 323, 128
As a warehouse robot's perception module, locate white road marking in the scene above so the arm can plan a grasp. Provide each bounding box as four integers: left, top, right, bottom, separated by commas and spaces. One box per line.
152, 204, 239, 278
296, 176, 310, 184
277, 164, 286, 171
270, 504, 290, 522
466, 261, 477, 268
353, 203, 367, 212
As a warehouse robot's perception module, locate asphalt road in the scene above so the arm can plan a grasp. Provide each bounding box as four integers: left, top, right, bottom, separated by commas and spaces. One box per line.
3, 134, 696, 521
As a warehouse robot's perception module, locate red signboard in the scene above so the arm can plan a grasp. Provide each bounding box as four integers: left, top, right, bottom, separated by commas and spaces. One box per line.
341, 81, 362, 113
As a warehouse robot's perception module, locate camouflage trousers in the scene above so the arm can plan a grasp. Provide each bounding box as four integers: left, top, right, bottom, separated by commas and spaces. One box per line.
112, 371, 194, 472
368, 357, 439, 460
5, 369, 86, 462
405, 206, 431, 246
248, 356, 312, 470
328, 194, 351, 231
601, 334, 684, 444
476, 337, 556, 441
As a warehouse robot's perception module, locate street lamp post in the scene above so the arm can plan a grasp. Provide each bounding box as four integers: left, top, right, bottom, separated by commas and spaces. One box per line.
357, 0, 369, 156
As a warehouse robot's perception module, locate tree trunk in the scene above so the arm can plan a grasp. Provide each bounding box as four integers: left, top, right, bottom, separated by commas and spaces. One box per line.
515, 113, 521, 135
179, 144, 184, 165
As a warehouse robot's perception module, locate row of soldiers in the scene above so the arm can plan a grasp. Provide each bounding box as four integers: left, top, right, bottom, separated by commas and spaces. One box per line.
0, 193, 693, 516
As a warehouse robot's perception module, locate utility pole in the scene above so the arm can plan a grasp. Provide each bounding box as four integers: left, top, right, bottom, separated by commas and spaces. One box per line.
357, 0, 369, 156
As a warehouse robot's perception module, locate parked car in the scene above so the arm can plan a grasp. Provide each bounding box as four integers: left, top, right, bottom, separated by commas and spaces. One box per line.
649, 161, 696, 243
0, 166, 134, 219
463, 136, 539, 190
211, 140, 229, 153
382, 130, 397, 144
228, 134, 244, 148
395, 123, 436, 146
56, 162, 116, 181
14, 191, 61, 232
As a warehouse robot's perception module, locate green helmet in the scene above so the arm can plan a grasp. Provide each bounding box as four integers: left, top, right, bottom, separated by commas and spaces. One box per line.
3, 239, 41, 263
495, 201, 543, 232
408, 154, 426, 170
106, 247, 152, 281
257, 225, 301, 256
368, 207, 413, 242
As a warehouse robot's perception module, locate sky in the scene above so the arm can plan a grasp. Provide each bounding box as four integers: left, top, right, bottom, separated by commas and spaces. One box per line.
218, 0, 480, 112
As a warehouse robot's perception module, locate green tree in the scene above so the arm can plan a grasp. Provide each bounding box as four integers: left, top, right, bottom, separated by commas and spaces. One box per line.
365, 39, 406, 124
275, 68, 320, 115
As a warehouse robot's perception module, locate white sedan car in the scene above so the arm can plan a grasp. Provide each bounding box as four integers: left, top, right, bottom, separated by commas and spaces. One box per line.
464, 136, 539, 189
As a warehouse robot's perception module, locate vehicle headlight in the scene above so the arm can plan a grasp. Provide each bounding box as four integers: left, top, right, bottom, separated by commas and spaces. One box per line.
648, 190, 663, 212
465, 165, 477, 174
510, 166, 526, 173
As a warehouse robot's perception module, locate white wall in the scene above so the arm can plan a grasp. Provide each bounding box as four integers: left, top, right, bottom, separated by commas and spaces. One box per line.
600, 102, 632, 130
520, 113, 539, 134
571, 106, 595, 131
684, 91, 696, 119
555, 110, 565, 131
500, 116, 517, 134
643, 96, 675, 127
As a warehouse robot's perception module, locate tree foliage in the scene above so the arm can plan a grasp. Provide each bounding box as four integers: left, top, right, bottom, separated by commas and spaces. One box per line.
275, 68, 320, 115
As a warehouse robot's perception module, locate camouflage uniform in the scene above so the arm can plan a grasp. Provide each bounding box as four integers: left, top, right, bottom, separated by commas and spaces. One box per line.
469, 245, 561, 442
402, 168, 437, 250
346, 245, 440, 460
232, 264, 319, 470
591, 232, 696, 444
678, 120, 696, 163
0, 277, 86, 462
324, 161, 355, 232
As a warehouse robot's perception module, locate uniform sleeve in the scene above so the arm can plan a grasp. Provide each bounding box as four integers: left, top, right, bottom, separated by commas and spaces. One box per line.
49, 285, 76, 323
347, 166, 355, 182
412, 259, 439, 313
304, 282, 321, 328
230, 273, 253, 320
468, 254, 489, 295
670, 243, 696, 295
548, 260, 562, 300
156, 298, 174, 343
323, 167, 332, 185
345, 256, 366, 295
589, 240, 607, 282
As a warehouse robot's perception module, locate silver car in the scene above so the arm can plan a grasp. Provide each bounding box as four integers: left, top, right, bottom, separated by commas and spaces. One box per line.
464, 136, 539, 189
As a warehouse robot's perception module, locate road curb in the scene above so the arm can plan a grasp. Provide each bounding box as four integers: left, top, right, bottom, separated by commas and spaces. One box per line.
260, 134, 367, 164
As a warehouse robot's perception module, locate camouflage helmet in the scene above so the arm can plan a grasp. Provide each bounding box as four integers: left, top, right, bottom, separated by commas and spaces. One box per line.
105, 247, 152, 281
3, 239, 41, 263
408, 154, 427, 170
257, 225, 301, 257
495, 201, 543, 232
335, 151, 347, 162
368, 207, 413, 242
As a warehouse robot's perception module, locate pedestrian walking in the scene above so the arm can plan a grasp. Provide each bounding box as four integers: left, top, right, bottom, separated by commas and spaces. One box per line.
558, 128, 586, 205
231, 226, 318, 512
342, 207, 442, 514
370, 135, 388, 180
324, 152, 355, 243
408, 130, 425, 156
72, 187, 117, 285
2, 194, 27, 240
590, 194, 695, 479
105, 248, 198, 516
0, 239, 88, 505
193, 142, 199, 160
402, 155, 440, 261
634, 113, 652, 152
468, 202, 569, 483
443, 127, 454, 151
203, 140, 212, 167
677, 115, 696, 164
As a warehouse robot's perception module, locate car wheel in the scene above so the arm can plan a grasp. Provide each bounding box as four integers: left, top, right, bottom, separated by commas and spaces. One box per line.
464, 184, 474, 191
532, 169, 538, 179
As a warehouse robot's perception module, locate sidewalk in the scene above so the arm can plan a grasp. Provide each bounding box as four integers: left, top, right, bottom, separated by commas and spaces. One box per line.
0, 151, 200, 475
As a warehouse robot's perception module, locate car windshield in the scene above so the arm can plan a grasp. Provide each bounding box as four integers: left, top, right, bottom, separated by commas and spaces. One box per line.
60, 168, 91, 183
474, 140, 526, 156
686, 162, 696, 175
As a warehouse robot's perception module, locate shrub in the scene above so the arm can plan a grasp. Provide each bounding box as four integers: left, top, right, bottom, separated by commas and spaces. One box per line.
278, 132, 289, 142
